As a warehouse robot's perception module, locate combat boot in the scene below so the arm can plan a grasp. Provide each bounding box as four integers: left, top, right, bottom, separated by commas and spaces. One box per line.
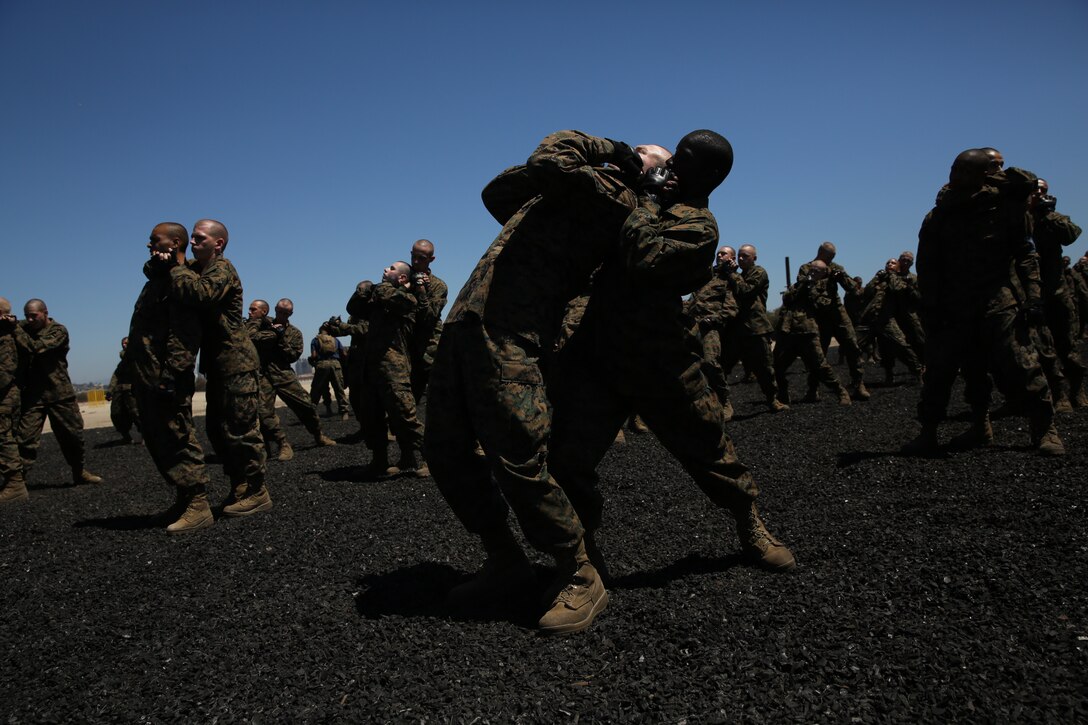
166, 486, 213, 534
314, 433, 337, 447
222, 481, 272, 517
626, 415, 649, 434
1031, 419, 1065, 456
947, 410, 993, 450
900, 423, 939, 456
733, 501, 796, 571
721, 400, 735, 422
446, 524, 536, 610
538, 540, 609, 636
613, 429, 626, 445
340, 408, 350, 421
767, 398, 789, 413
1074, 389, 1088, 408
0, 475, 29, 504
73, 468, 103, 485
1053, 394, 1073, 414
836, 385, 853, 406
852, 378, 871, 401
393, 449, 429, 478
357, 449, 393, 479
277, 440, 295, 461
221, 478, 248, 509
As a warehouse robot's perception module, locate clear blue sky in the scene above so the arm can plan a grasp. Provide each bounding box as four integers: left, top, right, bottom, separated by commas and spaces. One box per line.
3, 1, 1087, 384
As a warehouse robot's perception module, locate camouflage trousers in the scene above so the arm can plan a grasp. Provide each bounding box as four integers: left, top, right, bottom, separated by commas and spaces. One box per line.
360, 372, 422, 455
133, 382, 210, 490
205, 371, 267, 487
549, 339, 759, 533
719, 330, 778, 403
258, 372, 322, 444
812, 307, 863, 383
18, 394, 86, 471
898, 311, 926, 360
110, 388, 140, 439
424, 320, 584, 555
867, 318, 922, 375
0, 384, 21, 482
1035, 294, 1086, 399
919, 308, 1052, 425
310, 360, 347, 411
697, 327, 730, 404
774, 331, 844, 402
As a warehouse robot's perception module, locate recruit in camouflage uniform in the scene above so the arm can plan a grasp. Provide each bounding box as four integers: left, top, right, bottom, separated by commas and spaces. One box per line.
798, 243, 870, 401
247, 299, 335, 461
356, 264, 430, 478
425, 131, 657, 635
328, 282, 373, 440
128, 224, 211, 532
684, 248, 739, 418
106, 339, 140, 443
723, 245, 786, 412
309, 325, 349, 419
549, 130, 795, 594
1065, 258, 1088, 339
1028, 180, 1084, 409
171, 219, 271, 518
903, 153, 1062, 455
0, 297, 28, 503
860, 261, 922, 384
892, 251, 925, 362
13, 301, 102, 486
408, 240, 448, 403
773, 261, 852, 406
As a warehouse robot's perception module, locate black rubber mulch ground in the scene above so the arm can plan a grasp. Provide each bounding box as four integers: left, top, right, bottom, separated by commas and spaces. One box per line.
2, 364, 1086, 722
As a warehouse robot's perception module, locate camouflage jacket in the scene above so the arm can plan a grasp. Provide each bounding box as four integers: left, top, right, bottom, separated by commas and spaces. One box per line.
410, 272, 445, 366
796, 260, 860, 314
917, 167, 1040, 322
248, 320, 305, 386
0, 322, 23, 393
727, 264, 774, 335
685, 269, 737, 333
447, 131, 639, 349
364, 282, 419, 380
1031, 209, 1082, 298
860, 271, 904, 326
107, 349, 133, 394
126, 261, 200, 389
586, 195, 719, 396
171, 256, 260, 377
12, 319, 76, 402
776, 280, 822, 335
1066, 266, 1088, 331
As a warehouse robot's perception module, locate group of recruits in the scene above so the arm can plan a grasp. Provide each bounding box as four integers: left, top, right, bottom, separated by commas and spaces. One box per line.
0, 132, 1080, 637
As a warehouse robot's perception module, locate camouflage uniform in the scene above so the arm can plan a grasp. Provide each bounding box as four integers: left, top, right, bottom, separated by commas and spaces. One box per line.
107, 348, 140, 440
549, 196, 760, 532
409, 272, 447, 402
425, 131, 637, 554
309, 333, 348, 414
13, 319, 91, 472
861, 271, 922, 378
1030, 206, 1083, 402
1065, 262, 1088, 339
773, 278, 848, 403
893, 270, 926, 360
128, 260, 208, 490
248, 319, 324, 445
360, 282, 428, 457
171, 257, 267, 493
797, 260, 864, 388
0, 322, 24, 488
915, 168, 1053, 427
329, 290, 372, 426
723, 263, 780, 403
684, 268, 737, 405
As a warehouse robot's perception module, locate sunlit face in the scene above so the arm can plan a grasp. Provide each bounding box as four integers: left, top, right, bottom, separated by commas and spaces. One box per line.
148, 225, 177, 255
190, 222, 223, 263
898, 253, 914, 272
24, 303, 48, 331
248, 302, 268, 321
635, 144, 671, 173
885, 259, 899, 273
383, 264, 407, 285
716, 246, 735, 266
986, 150, 1004, 173
738, 246, 756, 271
411, 245, 434, 273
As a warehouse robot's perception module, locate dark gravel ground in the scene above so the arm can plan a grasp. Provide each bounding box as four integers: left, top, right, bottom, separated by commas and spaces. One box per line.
2, 363, 1086, 723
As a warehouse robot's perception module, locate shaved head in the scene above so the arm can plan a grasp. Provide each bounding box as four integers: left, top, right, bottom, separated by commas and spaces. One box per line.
153, 222, 189, 247
635, 144, 672, 171
24, 299, 46, 315
195, 219, 228, 243
0, 297, 10, 316
816, 241, 837, 262
275, 298, 294, 317
950, 148, 991, 188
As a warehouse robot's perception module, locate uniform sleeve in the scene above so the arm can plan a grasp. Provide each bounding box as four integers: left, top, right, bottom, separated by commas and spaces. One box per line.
13, 322, 68, 354
170, 262, 232, 307
525, 131, 626, 201
481, 165, 538, 225
620, 201, 718, 295
916, 210, 940, 315
1036, 211, 1083, 248
282, 326, 303, 361
730, 266, 769, 305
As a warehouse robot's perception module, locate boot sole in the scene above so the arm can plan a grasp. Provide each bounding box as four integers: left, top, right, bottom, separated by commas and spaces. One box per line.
167, 516, 214, 535
222, 500, 273, 518
538, 590, 609, 636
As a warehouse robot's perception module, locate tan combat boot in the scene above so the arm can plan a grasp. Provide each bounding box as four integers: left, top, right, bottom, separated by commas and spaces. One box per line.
340, 409, 350, 421
768, 398, 789, 413
900, 423, 939, 456
277, 440, 295, 461
721, 400, 735, 422
733, 501, 796, 571
314, 433, 337, 447
73, 468, 103, 485
947, 411, 993, 450
0, 475, 29, 504
1031, 419, 1066, 456
836, 385, 853, 406
222, 481, 272, 517
446, 525, 536, 610
852, 378, 871, 401
539, 540, 608, 635
627, 415, 649, 434
166, 486, 214, 534
393, 450, 429, 479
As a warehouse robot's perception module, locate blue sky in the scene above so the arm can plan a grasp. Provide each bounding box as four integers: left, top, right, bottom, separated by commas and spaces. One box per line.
3, 1, 1087, 383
